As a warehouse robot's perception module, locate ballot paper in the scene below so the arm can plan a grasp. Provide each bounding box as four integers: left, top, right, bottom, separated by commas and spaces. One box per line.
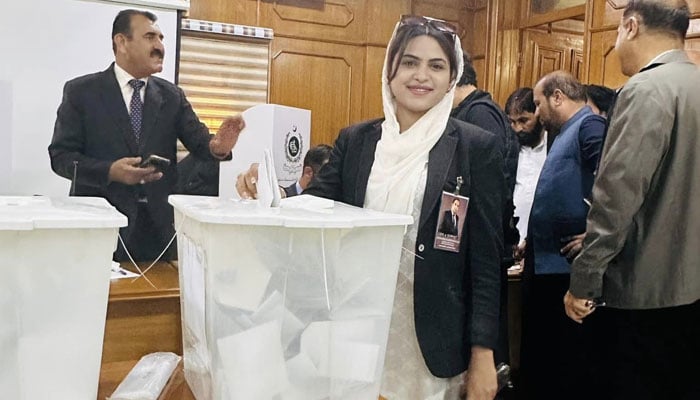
256, 148, 282, 208
213, 262, 271, 312
217, 320, 289, 398
299, 320, 380, 383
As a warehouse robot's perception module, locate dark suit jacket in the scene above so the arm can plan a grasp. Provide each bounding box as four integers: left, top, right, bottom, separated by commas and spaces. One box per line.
48, 64, 217, 259
282, 182, 299, 198
439, 210, 459, 236
304, 118, 504, 377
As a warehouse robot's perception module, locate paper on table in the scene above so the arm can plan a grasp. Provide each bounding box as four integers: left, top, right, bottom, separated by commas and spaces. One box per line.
110, 261, 139, 280
257, 148, 281, 208
217, 320, 289, 399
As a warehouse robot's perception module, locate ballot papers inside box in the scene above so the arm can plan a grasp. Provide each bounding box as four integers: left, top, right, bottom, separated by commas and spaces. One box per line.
169, 195, 412, 400
0, 196, 126, 400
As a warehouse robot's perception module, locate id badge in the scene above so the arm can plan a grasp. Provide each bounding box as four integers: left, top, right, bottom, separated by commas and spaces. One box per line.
434, 191, 469, 253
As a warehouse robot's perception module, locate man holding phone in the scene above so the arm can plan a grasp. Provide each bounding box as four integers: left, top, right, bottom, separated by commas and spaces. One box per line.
49, 9, 244, 261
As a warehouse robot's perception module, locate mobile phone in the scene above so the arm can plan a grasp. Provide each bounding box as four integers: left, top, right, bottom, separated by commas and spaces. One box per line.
139, 154, 171, 172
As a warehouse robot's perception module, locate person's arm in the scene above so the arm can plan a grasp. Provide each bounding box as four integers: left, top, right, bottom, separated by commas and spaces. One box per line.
570, 79, 673, 299
466, 131, 504, 349
48, 81, 114, 189
464, 131, 504, 400
174, 86, 241, 161
302, 128, 350, 201
465, 104, 506, 146
578, 114, 607, 175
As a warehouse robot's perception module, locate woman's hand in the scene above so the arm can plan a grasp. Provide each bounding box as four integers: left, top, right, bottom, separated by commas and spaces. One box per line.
464, 346, 497, 400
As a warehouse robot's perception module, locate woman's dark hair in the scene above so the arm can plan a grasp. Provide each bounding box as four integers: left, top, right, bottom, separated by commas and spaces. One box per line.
386, 22, 458, 83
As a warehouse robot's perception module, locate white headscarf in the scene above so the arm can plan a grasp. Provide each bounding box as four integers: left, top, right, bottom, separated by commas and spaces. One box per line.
364, 21, 464, 215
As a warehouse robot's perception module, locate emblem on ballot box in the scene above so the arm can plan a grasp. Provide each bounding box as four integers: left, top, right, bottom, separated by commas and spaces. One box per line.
283, 125, 304, 176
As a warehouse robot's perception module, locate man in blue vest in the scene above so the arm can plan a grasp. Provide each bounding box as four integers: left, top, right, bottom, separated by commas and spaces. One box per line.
519, 71, 606, 400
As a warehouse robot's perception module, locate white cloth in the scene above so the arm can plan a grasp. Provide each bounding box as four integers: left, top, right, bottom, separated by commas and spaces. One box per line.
513, 132, 547, 241
380, 165, 462, 400
363, 22, 464, 216
114, 63, 148, 114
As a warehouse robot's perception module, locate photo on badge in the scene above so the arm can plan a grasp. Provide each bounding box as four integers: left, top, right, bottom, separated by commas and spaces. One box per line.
434, 191, 469, 253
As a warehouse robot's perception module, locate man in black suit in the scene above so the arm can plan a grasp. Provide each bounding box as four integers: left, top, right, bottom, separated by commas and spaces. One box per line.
49, 9, 243, 262
438, 197, 460, 236
282, 144, 332, 198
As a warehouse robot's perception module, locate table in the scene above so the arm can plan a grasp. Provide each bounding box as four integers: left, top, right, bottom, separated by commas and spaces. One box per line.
97, 261, 185, 400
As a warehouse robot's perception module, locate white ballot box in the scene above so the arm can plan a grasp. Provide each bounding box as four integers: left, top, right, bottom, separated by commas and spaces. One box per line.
219, 104, 311, 199
169, 195, 413, 400
0, 196, 126, 400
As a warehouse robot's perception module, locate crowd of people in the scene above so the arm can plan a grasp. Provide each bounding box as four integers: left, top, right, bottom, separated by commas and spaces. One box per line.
48, 1, 699, 399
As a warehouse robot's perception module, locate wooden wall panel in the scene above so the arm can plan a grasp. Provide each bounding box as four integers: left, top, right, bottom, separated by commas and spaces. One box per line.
587, 29, 624, 88
270, 37, 365, 146
469, 8, 490, 56
187, 0, 259, 25
363, 46, 386, 120
412, 0, 466, 29
259, 0, 367, 45
492, 29, 521, 106
572, 49, 584, 81
521, 30, 583, 87
365, 0, 410, 46
187, 0, 474, 145
591, 0, 625, 30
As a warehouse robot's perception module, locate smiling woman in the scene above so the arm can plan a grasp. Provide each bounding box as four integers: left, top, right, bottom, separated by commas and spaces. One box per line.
304, 15, 504, 400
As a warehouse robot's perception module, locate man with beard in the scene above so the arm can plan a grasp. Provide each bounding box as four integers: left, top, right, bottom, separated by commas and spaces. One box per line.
518, 71, 606, 400
49, 9, 244, 262
504, 87, 549, 262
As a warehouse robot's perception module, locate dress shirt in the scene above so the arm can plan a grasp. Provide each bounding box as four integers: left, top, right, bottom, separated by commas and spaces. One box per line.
513, 132, 547, 241
114, 63, 148, 114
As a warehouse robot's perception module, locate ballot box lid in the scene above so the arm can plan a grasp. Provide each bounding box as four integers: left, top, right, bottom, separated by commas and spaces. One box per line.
0, 196, 127, 230
169, 194, 413, 229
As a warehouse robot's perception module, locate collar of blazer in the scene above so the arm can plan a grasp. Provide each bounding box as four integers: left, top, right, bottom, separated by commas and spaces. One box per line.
353, 118, 459, 231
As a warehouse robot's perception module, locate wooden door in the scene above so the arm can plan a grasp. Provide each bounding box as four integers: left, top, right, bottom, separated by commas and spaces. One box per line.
520, 29, 583, 87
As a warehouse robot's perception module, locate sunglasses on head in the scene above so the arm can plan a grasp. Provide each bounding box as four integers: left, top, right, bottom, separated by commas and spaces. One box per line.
399, 15, 458, 38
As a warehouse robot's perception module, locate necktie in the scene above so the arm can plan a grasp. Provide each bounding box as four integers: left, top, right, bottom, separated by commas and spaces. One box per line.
128, 79, 145, 141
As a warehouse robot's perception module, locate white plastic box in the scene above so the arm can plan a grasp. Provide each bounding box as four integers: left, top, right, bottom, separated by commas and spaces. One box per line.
169, 195, 413, 400
0, 196, 127, 400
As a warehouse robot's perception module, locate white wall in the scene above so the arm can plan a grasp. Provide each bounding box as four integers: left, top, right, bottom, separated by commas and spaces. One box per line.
0, 0, 180, 196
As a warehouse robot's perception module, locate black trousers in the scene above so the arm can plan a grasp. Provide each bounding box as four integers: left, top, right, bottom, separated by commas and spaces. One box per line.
114, 203, 176, 262
594, 300, 700, 400
519, 272, 599, 400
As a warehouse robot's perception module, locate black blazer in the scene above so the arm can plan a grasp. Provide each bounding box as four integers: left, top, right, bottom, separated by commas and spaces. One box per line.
305, 118, 504, 377
283, 182, 299, 198
48, 64, 216, 253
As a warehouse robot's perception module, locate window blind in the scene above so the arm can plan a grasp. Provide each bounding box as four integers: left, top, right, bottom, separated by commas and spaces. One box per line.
179, 20, 272, 138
